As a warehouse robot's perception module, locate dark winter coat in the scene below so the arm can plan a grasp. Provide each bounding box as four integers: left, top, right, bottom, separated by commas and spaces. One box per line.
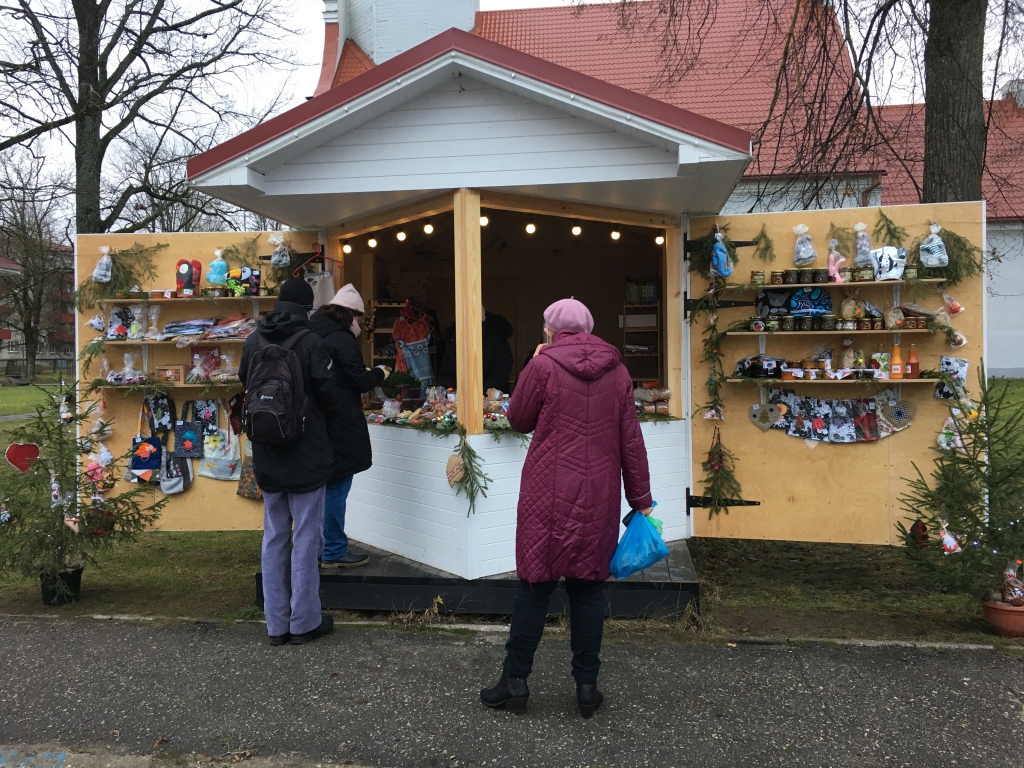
437, 313, 514, 393
239, 301, 343, 494
309, 311, 386, 481
507, 331, 652, 583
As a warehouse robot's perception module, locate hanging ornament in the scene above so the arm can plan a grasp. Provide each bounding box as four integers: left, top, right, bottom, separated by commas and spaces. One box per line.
909, 519, 928, 548
50, 471, 64, 507
89, 493, 114, 536
64, 514, 80, 533
5, 443, 40, 473
59, 395, 73, 425
707, 426, 725, 471
0, 501, 10, 524
445, 454, 465, 487
939, 519, 961, 555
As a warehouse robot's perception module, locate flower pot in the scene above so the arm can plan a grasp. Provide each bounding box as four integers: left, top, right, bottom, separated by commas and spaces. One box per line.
981, 600, 1024, 637
40, 563, 84, 606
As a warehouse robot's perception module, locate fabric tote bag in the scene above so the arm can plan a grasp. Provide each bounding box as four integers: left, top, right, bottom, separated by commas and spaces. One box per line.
198, 401, 242, 481
236, 440, 262, 500
159, 432, 193, 495
130, 405, 162, 484
174, 401, 205, 458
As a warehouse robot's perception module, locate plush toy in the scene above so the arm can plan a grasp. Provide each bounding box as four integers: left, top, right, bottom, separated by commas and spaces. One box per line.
827, 239, 846, 283
176, 259, 202, 296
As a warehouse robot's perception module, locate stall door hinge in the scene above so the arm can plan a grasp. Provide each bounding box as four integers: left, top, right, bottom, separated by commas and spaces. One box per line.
685, 487, 761, 516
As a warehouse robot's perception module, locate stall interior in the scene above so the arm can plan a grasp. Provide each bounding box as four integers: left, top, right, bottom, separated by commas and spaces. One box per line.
347, 209, 667, 407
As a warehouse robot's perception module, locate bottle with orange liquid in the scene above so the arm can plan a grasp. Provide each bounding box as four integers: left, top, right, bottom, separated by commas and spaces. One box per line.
890, 341, 904, 380
904, 343, 920, 379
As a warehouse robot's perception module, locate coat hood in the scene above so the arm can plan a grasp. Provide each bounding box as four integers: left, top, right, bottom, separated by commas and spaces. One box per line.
484, 312, 514, 339
309, 309, 352, 339
257, 301, 310, 339
539, 331, 621, 381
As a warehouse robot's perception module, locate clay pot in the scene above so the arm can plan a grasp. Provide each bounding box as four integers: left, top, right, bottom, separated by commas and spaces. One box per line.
981, 600, 1024, 637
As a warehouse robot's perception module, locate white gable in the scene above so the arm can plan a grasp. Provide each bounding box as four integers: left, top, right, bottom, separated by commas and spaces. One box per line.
263, 77, 679, 195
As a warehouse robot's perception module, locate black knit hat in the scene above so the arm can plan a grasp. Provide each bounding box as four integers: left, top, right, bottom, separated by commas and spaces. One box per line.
278, 277, 314, 309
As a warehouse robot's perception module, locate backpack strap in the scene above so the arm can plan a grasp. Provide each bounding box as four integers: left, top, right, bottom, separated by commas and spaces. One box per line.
279, 328, 311, 351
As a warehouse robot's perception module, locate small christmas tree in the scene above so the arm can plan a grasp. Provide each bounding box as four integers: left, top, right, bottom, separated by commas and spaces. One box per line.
897, 366, 1024, 600
0, 383, 166, 602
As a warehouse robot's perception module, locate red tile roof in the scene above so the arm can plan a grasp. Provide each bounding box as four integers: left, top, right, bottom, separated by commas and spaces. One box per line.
187, 28, 750, 179
332, 39, 374, 88
0, 255, 22, 273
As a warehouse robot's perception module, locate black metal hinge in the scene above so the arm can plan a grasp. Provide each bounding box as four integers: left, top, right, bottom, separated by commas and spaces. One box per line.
683, 291, 757, 319
685, 487, 761, 516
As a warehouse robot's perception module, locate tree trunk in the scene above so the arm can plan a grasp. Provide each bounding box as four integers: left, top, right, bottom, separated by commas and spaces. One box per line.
922, 0, 988, 203
75, 1, 104, 234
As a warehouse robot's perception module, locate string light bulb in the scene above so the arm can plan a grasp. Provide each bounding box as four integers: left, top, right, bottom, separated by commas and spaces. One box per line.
480, 216, 489, 226
423, 221, 434, 235
368, 238, 377, 248
342, 241, 352, 254
571, 225, 582, 236
611, 230, 621, 240
655, 235, 665, 245
396, 231, 407, 242
525, 223, 536, 234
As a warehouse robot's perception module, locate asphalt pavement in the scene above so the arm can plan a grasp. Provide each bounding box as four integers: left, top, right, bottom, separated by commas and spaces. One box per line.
0, 617, 1022, 767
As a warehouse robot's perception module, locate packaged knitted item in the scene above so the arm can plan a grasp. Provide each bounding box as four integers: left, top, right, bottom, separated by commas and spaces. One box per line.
269, 233, 290, 268
919, 224, 949, 268
854, 223, 872, 268
792, 224, 817, 266
92, 246, 113, 282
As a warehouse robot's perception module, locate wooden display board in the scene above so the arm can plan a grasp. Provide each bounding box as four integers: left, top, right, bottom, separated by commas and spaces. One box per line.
689, 202, 986, 545
75, 231, 321, 531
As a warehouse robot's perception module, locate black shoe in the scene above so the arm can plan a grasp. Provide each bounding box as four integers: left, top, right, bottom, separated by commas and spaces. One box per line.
320, 552, 369, 568
576, 683, 604, 719
480, 671, 529, 713
269, 633, 290, 646
289, 615, 333, 645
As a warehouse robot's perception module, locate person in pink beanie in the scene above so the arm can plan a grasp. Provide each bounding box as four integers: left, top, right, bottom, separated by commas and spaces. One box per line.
480, 297, 654, 719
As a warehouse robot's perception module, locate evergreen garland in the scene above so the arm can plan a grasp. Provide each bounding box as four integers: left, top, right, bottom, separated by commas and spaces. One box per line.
413, 420, 492, 515
873, 210, 908, 247
751, 224, 776, 262
78, 337, 106, 376
896, 366, 1024, 599
827, 223, 855, 258
220, 234, 262, 269
905, 227, 983, 286
75, 243, 167, 311
700, 426, 741, 518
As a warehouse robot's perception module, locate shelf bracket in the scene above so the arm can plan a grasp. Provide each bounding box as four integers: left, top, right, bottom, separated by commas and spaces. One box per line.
141, 343, 149, 373
685, 487, 761, 516
758, 334, 766, 355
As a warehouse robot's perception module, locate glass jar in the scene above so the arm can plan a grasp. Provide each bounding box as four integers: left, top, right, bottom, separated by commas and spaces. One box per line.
872, 318, 884, 330
780, 316, 796, 331
858, 319, 873, 330
750, 270, 765, 286
798, 268, 814, 284
784, 269, 799, 284
766, 317, 780, 332
799, 316, 815, 331
750, 317, 767, 332
813, 268, 829, 284
820, 314, 836, 331
770, 271, 785, 285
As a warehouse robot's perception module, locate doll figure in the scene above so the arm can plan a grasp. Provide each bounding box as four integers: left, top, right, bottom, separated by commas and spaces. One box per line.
710, 232, 732, 278
827, 239, 846, 283
939, 519, 961, 554
50, 471, 64, 507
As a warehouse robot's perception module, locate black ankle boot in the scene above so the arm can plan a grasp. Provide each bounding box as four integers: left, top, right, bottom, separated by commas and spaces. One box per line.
480, 671, 529, 713
576, 683, 604, 719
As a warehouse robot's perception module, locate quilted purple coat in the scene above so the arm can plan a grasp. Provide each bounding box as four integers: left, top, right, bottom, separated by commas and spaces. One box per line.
507, 330, 653, 583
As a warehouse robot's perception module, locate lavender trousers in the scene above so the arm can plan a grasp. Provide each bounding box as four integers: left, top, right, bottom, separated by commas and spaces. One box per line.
261, 486, 326, 637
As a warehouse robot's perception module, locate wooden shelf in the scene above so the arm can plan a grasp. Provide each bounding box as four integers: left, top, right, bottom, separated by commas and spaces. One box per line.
624, 303, 659, 309
726, 378, 940, 385
727, 329, 932, 337
103, 338, 248, 345
100, 382, 242, 389
99, 296, 275, 304
716, 278, 945, 292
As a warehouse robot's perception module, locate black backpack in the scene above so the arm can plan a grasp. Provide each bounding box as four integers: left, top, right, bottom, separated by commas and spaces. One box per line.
244, 329, 310, 445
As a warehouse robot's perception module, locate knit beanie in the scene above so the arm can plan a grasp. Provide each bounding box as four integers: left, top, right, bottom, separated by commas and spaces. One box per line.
329, 283, 366, 313
543, 297, 594, 334
278, 277, 314, 309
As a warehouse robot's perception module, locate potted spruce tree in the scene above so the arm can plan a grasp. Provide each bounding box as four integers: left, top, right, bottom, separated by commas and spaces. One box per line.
0, 384, 166, 605
897, 366, 1024, 637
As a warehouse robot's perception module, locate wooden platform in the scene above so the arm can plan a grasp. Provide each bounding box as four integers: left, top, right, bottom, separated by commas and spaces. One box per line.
255, 540, 699, 618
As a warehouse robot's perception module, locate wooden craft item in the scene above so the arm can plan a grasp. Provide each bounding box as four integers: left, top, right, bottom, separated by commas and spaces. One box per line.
445, 454, 465, 487
748, 403, 782, 431
881, 399, 917, 429
5, 442, 40, 473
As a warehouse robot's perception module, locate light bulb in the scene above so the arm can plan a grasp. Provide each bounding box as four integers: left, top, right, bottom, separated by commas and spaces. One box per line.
525, 223, 536, 234
480, 216, 489, 226
611, 230, 621, 240
655, 235, 665, 245
342, 243, 352, 254
423, 223, 434, 234
368, 238, 377, 248
571, 226, 582, 236
396, 231, 407, 242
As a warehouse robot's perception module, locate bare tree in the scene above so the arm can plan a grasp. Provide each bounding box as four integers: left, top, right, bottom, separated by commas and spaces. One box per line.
0, 149, 73, 380
0, 0, 296, 235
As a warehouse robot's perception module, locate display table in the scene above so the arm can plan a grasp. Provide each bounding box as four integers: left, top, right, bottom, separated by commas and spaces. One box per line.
345, 419, 690, 580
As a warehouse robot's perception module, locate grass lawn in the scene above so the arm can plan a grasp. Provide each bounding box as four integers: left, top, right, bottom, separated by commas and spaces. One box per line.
0, 385, 58, 416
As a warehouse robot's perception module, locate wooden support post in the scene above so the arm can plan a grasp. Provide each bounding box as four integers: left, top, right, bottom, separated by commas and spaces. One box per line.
453, 188, 483, 435
664, 226, 684, 418
360, 251, 374, 367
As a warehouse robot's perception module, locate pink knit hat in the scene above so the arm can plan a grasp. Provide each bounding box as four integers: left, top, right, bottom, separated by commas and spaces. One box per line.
329, 283, 365, 313
543, 297, 594, 334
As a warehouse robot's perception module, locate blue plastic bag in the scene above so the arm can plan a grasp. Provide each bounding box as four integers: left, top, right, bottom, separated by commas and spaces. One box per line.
609, 509, 670, 579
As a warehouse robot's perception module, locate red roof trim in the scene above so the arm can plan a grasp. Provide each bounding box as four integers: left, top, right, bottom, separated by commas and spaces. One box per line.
312, 22, 341, 97
187, 28, 750, 180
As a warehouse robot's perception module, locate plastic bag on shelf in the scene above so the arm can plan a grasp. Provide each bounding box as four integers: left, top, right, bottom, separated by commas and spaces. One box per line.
609, 509, 669, 580
89, 314, 105, 331
127, 304, 146, 340
943, 293, 965, 315
792, 224, 817, 266
882, 304, 905, 330
92, 246, 112, 283
210, 352, 239, 383
269, 233, 290, 268
185, 353, 208, 384
871, 246, 907, 281
853, 222, 872, 268
207, 249, 229, 286
919, 224, 949, 268
106, 306, 134, 340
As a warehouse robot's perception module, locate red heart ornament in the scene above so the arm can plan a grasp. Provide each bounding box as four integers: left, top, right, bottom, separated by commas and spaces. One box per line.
6, 442, 40, 472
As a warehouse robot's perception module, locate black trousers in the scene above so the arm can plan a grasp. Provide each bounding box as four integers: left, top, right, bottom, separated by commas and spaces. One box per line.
502, 578, 606, 684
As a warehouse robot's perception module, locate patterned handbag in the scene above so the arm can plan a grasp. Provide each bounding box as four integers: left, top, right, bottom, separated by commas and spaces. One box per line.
174, 401, 205, 458
130, 404, 162, 484
198, 400, 241, 481
236, 440, 262, 500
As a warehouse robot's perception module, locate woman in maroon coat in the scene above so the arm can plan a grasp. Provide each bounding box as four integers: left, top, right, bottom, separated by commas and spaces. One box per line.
480, 298, 653, 719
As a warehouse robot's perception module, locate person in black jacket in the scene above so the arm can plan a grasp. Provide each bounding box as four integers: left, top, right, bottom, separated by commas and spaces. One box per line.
436, 309, 514, 393
309, 283, 390, 568
239, 278, 343, 646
